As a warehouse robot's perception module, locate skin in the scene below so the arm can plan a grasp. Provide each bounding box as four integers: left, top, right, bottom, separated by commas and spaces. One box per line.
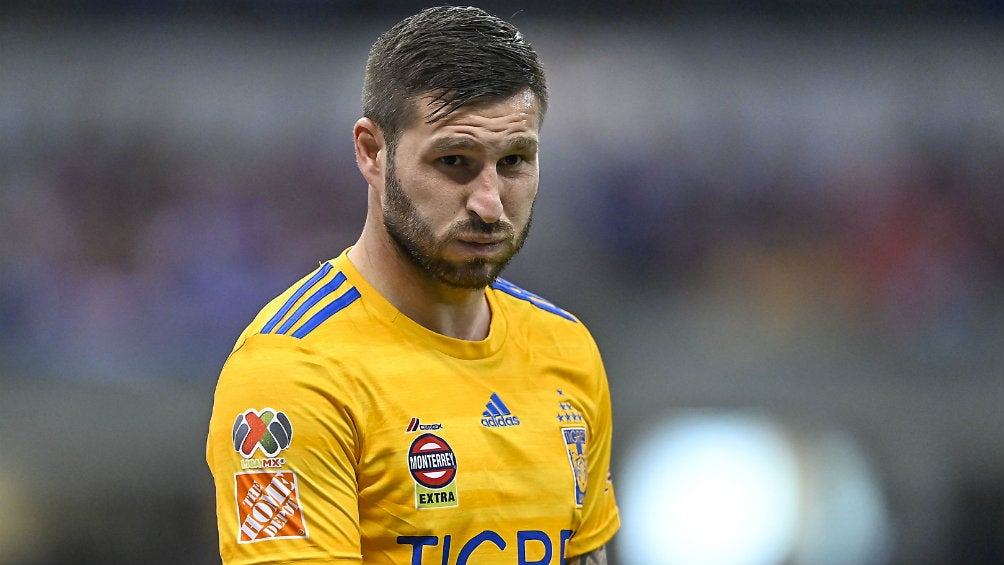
350, 88, 540, 341
568, 547, 609, 565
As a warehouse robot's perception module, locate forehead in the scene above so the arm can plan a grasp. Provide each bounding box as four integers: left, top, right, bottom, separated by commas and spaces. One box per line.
403, 89, 542, 143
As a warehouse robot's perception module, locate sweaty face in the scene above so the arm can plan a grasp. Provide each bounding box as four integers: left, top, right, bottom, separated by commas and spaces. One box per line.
383, 161, 532, 288
380, 91, 540, 289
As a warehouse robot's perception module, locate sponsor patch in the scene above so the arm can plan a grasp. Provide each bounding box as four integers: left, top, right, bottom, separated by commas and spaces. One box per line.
405, 417, 443, 432
562, 427, 588, 506
408, 433, 459, 509
234, 471, 308, 543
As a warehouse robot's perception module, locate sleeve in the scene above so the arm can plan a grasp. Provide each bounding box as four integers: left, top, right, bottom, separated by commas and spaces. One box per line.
206, 334, 363, 564
565, 334, 621, 559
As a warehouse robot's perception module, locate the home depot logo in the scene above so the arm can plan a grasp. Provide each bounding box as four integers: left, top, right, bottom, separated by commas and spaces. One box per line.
234, 471, 308, 543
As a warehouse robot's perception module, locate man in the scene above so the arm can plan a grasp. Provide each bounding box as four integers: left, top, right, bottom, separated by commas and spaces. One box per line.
206, 6, 619, 564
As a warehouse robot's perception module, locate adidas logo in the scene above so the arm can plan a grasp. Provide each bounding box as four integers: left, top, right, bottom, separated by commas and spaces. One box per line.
480, 392, 521, 428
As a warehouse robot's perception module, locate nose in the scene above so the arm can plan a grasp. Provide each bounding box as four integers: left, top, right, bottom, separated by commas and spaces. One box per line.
466, 165, 504, 223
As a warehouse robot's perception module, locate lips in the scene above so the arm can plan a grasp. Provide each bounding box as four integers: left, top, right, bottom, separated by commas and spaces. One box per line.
458, 235, 507, 245
452, 237, 509, 260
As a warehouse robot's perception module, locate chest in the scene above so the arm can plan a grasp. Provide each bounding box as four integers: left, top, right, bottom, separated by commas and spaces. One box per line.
351, 354, 591, 518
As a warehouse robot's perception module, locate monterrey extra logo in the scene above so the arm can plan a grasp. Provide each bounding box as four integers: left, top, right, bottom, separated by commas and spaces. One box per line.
408, 433, 457, 489
233, 408, 293, 459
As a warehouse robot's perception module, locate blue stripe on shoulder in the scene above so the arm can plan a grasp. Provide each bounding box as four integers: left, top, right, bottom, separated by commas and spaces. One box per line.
275, 271, 348, 335
491, 278, 577, 322
262, 262, 333, 334
291, 286, 362, 339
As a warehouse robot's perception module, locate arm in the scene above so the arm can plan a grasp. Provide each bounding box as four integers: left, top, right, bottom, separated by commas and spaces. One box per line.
568, 545, 608, 565
564, 335, 619, 565
207, 335, 363, 563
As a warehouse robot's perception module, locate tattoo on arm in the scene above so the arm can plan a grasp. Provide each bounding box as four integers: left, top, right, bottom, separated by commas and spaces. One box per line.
567, 545, 608, 565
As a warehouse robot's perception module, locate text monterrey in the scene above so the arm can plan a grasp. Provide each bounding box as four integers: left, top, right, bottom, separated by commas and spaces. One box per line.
398, 529, 573, 565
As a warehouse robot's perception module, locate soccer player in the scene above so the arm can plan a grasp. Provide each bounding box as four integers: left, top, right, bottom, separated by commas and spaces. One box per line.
206, 6, 619, 564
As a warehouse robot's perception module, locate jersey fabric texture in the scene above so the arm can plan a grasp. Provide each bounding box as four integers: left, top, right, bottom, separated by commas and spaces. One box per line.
206, 249, 619, 565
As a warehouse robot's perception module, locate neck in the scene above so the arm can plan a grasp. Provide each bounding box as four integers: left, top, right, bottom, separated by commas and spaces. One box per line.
348, 220, 492, 341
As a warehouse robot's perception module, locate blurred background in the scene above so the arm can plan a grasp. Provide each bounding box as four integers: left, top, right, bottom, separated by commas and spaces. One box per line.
1, 1, 1002, 564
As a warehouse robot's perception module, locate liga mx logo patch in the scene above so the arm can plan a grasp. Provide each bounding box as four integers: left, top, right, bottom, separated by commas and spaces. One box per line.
562, 427, 588, 506
233, 408, 293, 459
407, 433, 459, 509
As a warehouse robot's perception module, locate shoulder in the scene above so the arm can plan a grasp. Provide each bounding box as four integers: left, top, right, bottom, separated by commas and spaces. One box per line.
490, 277, 580, 324
236, 259, 363, 349
490, 277, 601, 357
259, 261, 361, 340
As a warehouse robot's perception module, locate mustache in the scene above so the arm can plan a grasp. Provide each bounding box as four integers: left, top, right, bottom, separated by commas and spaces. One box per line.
447, 218, 515, 239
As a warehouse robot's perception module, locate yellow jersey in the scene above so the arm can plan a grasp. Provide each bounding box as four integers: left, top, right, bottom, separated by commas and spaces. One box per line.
206, 250, 619, 564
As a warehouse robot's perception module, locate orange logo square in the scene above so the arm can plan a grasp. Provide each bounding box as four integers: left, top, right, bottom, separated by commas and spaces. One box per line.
234, 471, 308, 543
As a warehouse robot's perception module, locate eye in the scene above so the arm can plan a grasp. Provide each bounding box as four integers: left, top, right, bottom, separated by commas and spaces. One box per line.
498, 155, 524, 167
439, 155, 465, 167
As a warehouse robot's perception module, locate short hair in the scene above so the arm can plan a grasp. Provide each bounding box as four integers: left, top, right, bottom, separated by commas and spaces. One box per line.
362, 6, 548, 150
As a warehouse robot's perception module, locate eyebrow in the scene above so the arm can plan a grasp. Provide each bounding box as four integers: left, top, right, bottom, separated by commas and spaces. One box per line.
507, 136, 539, 154
429, 135, 539, 154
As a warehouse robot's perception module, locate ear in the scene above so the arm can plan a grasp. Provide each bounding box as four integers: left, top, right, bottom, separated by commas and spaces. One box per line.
354, 117, 386, 189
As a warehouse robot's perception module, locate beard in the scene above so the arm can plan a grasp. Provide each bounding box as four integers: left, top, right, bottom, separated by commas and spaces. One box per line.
382, 165, 532, 289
